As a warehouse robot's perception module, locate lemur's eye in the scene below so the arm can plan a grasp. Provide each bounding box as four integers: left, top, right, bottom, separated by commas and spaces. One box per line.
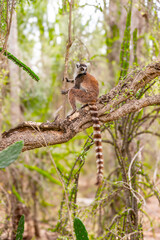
80, 67, 84, 71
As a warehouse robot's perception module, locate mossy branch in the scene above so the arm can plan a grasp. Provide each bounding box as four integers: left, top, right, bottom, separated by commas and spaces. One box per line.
0, 47, 40, 82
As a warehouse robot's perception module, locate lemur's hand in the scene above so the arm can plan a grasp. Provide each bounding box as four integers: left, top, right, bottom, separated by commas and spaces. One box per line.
62, 77, 70, 82
66, 77, 74, 83
62, 77, 68, 81
61, 89, 69, 95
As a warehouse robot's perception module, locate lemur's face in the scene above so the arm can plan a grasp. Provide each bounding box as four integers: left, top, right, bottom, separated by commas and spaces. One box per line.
76, 63, 88, 75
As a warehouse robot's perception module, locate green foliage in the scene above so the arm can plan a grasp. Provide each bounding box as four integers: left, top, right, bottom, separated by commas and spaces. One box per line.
0, 141, 23, 168
133, 28, 138, 65
0, 47, 40, 81
149, 34, 159, 57
106, 24, 119, 54
24, 164, 62, 186
15, 215, 25, 240
73, 217, 89, 240
12, 185, 25, 203
0, 1, 8, 35
119, 1, 132, 80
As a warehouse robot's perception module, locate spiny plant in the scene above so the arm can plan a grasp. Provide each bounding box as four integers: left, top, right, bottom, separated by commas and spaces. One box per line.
0, 47, 40, 81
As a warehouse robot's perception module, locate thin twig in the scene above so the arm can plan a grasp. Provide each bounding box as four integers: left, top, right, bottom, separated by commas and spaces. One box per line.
1, 0, 15, 54
132, 130, 160, 139
128, 147, 143, 185
48, 151, 75, 240
153, 153, 160, 184
28, 124, 75, 240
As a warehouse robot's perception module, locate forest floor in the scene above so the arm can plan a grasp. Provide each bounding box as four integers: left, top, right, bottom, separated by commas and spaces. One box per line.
38, 195, 160, 240
0, 195, 160, 239
143, 196, 160, 240
35, 195, 160, 240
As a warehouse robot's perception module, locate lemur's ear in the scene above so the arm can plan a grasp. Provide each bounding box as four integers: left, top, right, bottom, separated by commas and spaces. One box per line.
76, 62, 80, 68
86, 62, 90, 67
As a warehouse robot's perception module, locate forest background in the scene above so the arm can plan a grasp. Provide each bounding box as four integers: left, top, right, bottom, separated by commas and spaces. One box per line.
0, 0, 160, 239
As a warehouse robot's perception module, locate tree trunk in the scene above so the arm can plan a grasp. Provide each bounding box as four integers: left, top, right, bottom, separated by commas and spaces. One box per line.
8, 10, 21, 127
0, 54, 6, 138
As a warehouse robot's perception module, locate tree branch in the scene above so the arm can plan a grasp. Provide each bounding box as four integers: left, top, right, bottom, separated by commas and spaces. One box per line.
132, 130, 160, 139
0, 61, 160, 151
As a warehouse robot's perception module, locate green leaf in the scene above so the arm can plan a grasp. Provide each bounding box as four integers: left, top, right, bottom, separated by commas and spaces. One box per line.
0, 47, 40, 81
12, 185, 25, 204
74, 217, 89, 240
0, 141, 24, 168
24, 164, 62, 186
16, 215, 25, 240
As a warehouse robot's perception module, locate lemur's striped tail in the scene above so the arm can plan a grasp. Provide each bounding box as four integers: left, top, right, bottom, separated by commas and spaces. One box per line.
89, 104, 103, 185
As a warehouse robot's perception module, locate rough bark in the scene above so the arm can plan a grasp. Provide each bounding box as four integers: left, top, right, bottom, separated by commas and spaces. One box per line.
0, 61, 160, 151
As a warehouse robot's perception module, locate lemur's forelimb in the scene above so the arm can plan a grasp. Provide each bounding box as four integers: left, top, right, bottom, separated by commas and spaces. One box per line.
61, 87, 86, 95
62, 77, 74, 95
63, 77, 74, 83
66, 78, 74, 83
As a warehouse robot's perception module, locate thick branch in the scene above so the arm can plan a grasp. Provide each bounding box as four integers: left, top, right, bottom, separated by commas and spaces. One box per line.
0, 61, 160, 151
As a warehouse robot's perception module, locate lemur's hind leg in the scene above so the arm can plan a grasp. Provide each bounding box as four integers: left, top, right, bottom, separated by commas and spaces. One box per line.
68, 88, 95, 114
68, 89, 78, 114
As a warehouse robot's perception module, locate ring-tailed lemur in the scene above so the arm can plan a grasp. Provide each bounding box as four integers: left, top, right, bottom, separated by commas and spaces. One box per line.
62, 63, 104, 185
